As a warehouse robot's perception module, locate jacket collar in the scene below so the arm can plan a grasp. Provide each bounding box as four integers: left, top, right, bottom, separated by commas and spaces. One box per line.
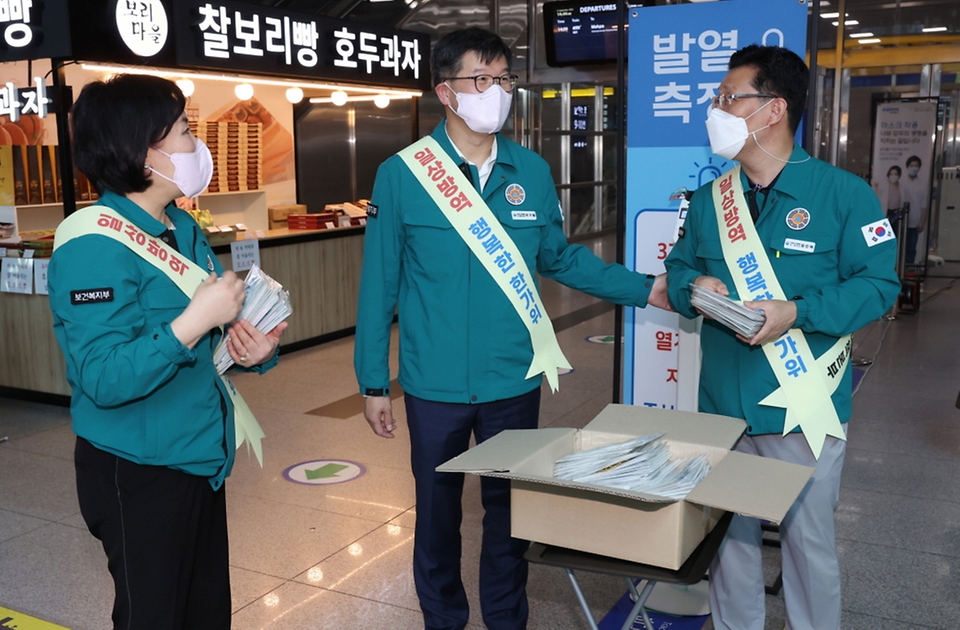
738, 144, 813, 202
99, 190, 184, 238
431, 120, 518, 171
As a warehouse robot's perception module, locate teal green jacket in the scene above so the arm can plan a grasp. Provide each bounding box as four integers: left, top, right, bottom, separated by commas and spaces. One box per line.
355, 121, 654, 403
665, 146, 900, 435
48, 191, 277, 489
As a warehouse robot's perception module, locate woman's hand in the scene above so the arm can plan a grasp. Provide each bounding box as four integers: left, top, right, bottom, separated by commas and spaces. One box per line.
227, 319, 288, 367
171, 271, 245, 349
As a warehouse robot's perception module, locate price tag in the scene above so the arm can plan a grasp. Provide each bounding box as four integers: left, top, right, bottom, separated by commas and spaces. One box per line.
1, 257, 34, 294
230, 239, 261, 272
33, 258, 49, 295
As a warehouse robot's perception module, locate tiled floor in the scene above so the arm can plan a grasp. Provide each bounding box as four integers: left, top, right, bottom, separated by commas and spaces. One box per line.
1, 236, 958, 630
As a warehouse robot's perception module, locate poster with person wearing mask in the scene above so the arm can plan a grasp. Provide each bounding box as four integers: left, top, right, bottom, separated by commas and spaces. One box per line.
869, 101, 937, 264
622, 0, 806, 408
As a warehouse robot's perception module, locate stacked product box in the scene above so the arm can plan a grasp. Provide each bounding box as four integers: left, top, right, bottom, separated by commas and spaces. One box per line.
197, 121, 263, 193
286, 212, 338, 230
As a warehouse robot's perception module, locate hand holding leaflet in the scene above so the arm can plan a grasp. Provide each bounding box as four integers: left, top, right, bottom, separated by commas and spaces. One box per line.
689, 283, 765, 338
214, 264, 292, 374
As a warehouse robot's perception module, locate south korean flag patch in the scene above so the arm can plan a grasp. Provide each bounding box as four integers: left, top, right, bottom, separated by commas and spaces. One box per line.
861, 218, 896, 247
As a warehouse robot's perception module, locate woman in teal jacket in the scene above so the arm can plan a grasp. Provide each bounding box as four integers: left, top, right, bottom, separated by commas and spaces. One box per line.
47, 75, 286, 629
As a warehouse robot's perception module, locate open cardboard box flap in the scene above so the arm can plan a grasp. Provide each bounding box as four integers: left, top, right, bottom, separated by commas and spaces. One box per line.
584, 404, 747, 450
685, 450, 813, 524
437, 428, 574, 474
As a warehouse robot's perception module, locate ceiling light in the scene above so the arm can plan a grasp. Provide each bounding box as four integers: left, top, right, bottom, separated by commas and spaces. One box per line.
285, 87, 304, 104
331, 90, 349, 106
234, 82, 254, 100
857, 38, 881, 44
850, 32, 874, 38
79, 63, 422, 98
832, 20, 858, 26
310, 94, 416, 105
374, 94, 390, 108
821, 12, 840, 19
922, 26, 947, 33
175, 78, 195, 97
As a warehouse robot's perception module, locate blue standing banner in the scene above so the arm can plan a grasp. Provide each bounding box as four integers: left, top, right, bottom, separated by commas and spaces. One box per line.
623, 0, 808, 409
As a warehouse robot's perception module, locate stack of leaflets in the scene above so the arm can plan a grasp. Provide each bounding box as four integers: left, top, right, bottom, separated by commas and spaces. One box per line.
689, 283, 766, 338
554, 433, 711, 501
214, 264, 292, 375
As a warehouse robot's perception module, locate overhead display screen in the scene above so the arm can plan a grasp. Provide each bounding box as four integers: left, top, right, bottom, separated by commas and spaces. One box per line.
543, 0, 622, 67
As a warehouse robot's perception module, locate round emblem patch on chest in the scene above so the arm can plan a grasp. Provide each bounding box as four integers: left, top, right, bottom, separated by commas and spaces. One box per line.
505, 184, 526, 206
786, 208, 811, 230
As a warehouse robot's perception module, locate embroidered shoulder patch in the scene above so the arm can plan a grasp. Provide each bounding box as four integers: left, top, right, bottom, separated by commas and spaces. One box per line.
71, 288, 114, 305
861, 219, 895, 247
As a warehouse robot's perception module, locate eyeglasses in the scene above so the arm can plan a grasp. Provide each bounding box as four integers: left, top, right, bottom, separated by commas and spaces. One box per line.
711, 93, 776, 109
446, 74, 519, 93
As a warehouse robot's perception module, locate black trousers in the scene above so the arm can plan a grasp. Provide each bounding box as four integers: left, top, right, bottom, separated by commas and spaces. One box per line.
75, 437, 231, 630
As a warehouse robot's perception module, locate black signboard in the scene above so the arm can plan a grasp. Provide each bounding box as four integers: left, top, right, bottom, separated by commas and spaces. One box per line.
0, 0, 72, 61
171, 0, 431, 91
68, 0, 179, 67
2, 1, 430, 92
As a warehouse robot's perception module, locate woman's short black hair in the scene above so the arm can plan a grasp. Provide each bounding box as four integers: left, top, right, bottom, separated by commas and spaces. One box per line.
887, 165, 902, 177
431, 27, 512, 87
729, 45, 808, 134
71, 74, 186, 195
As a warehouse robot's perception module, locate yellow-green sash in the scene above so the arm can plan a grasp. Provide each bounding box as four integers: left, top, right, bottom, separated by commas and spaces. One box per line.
398, 137, 571, 391
711, 167, 849, 459
53, 205, 265, 466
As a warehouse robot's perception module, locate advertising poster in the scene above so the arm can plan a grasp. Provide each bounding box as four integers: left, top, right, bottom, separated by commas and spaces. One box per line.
624, 0, 807, 408
869, 101, 937, 264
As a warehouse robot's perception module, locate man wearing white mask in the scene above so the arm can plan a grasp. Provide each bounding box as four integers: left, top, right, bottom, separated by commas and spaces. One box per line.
665, 46, 899, 630
355, 27, 669, 630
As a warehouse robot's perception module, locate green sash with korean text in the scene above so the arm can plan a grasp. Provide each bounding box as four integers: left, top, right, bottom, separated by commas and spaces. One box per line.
398, 136, 571, 392
53, 205, 265, 466
711, 167, 850, 459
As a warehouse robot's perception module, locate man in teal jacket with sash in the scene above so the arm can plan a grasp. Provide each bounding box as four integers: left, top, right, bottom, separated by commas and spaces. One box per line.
354, 27, 669, 630
665, 46, 899, 630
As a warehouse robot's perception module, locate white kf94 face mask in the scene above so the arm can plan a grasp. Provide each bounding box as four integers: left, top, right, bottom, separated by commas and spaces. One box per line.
704, 99, 773, 160
148, 138, 214, 199
446, 83, 513, 135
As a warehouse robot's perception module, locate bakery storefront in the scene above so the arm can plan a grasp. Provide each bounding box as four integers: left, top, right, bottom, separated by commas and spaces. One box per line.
0, 0, 430, 402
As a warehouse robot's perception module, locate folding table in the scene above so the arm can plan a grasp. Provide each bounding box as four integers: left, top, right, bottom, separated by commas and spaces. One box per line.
524, 510, 733, 630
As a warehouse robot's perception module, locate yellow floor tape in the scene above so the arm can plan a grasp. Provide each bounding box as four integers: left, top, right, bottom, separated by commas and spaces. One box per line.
0, 606, 70, 630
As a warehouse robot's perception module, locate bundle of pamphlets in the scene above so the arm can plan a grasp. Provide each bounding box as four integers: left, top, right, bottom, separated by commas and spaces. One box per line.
689, 283, 766, 338
214, 264, 292, 375
554, 433, 711, 501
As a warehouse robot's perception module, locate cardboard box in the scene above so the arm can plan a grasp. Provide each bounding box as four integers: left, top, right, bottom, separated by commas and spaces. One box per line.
269, 204, 306, 222
438, 404, 813, 570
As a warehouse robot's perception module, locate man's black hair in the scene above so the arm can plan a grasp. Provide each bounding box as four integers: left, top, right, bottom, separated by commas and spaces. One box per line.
71, 74, 186, 195
906, 155, 922, 168
430, 27, 512, 87
729, 45, 808, 134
